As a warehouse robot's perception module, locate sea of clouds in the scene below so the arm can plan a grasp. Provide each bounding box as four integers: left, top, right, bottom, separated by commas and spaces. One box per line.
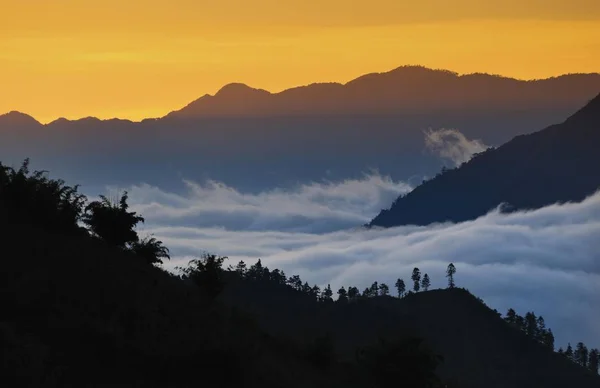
99, 129, 600, 350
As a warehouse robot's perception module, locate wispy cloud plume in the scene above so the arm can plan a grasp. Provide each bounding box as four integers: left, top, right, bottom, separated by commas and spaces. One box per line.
424, 128, 490, 166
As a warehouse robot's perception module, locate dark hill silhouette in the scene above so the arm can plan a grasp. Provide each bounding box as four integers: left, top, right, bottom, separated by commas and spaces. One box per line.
2, 66, 600, 192
369, 93, 600, 227
220, 277, 600, 388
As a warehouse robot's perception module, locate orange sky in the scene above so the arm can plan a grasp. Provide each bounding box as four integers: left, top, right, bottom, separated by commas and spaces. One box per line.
1, 0, 599, 123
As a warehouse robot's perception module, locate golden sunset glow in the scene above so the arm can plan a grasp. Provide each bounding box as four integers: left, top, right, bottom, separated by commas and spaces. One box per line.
1, 0, 599, 123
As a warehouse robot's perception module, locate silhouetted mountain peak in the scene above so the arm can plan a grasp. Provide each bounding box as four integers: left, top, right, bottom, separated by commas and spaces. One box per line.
215, 83, 270, 98
0, 111, 41, 127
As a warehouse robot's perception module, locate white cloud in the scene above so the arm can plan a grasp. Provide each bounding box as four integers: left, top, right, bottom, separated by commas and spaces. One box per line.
424, 128, 490, 166
119, 172, 411, 233
109, 177, 600, 350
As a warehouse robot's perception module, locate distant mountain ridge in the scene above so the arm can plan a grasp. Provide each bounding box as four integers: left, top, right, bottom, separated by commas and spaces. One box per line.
2, 65, 600, 194
165, 66, 600, 119
369, 92, 600, 228
2, 66, 600, 123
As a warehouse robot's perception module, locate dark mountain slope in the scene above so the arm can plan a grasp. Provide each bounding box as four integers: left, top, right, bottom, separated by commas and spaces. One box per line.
0, 221, 344, 388
370, 93, 600, 227
220, 277, 600, 388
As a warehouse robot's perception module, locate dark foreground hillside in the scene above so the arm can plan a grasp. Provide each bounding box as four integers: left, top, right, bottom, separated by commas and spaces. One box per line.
1, 218, 599, 387
370, 92, 600, 227
221, 277, 600, 388
0, 222, 346, 388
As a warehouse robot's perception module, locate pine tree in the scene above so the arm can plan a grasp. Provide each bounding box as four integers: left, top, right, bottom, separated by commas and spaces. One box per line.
247, 259, 264, 280
411, 268, 421, 292
321, 284, 334, 303
525, 312, 537, 338
565, 343, 574, 361
311, 285, 321, 300
504, 308, 517, 325
235, 260, 247, 277
536, 316, 546, 341
302, 282, 312, 294
542, 328, 555, 350
446, 263, 456, 288
395, 278, 406, 297
575, 342, 589, 367
421, 274, 431, 291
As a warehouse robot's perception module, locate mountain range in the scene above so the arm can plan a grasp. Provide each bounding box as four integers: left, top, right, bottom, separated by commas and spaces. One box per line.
166, 66, 600, 118
1, 66, 600, 193
370, 92, 600, 227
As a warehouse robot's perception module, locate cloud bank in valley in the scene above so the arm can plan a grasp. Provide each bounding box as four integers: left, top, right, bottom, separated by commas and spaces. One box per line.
111, 174, 600, 350
424, 128, 490, 166
121, 172, 411, 233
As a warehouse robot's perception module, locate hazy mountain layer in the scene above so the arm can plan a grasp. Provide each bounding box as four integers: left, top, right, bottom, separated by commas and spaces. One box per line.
2, 67, 599, 193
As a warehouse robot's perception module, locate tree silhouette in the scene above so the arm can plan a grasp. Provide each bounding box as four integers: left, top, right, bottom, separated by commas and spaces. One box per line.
565, 343, 574, 361
421, 274, 431, 291
348, 286, 360, 301
0, 158, 87, 235
129, 235, 170, 265
525, 312, 537, 338
504, 308, 517, 325
247, 259, 264, 280
337, 286, 348, 303
542, 329, 555, 350
235, 260, 247, 277
321, 284, 334, 303
370, 282, 379, 297
311, 284, 321, 300
287, 275, 302, 290
83, 191, 144, 248
411, 268, 421, 293
177, 253, 227, 300
575, 342, 589, 367
302, 282, 312, 294
446, 263, 456, 288
379, 283, 390, 296
536, 316, 546, 341
270, 269, 286, 285
395, 278, 406, 297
